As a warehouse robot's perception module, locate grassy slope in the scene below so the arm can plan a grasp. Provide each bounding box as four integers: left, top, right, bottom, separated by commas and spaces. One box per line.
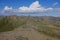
0, 16, 27, 32
31, 16, 60, 39
0, 16, 60, 39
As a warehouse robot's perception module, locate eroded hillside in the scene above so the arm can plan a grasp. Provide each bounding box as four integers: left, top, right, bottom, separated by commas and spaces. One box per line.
0, 16, 60, 40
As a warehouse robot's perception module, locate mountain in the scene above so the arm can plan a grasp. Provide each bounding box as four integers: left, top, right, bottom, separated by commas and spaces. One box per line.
0, 15, 60, 40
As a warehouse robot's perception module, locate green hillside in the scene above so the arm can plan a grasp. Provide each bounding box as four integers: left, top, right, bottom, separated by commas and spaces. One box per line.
0, 16, 60, 39
0, 15, 27, 32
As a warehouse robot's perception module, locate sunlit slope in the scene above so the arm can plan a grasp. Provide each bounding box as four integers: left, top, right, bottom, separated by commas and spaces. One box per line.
0, 16, 60, 39
0, 15, 27, 32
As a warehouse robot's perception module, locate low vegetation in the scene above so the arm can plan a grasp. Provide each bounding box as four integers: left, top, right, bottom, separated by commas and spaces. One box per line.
0, 16, 60, 39
0, 16, 27, 32
36, 23, 60, 39
16, 36, 28, 40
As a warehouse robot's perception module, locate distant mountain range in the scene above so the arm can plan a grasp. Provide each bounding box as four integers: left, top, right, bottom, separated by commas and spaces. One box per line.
0, 12, 60, 17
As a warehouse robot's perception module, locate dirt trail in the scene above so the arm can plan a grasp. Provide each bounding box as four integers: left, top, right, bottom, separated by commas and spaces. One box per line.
0, 24, 59, 40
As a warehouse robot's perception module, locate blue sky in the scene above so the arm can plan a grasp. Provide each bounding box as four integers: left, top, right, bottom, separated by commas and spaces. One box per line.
0, 0, 60, 16
0, 0, 60, 9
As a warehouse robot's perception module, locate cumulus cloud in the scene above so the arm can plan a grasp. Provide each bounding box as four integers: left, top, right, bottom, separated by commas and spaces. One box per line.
29, 1, 40, 8
3, 1, 53, 13
52, 2, 58, 6
19, 1, 53, 12
4, 6, 13, 11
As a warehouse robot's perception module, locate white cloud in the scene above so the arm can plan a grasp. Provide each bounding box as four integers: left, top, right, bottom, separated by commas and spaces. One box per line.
29, 1, 41, 8
1, 6, 13, 13
3, 1, 53, 13
19, 1, 53, 12
47, 8, 53, 10
52, 2, 58, 6
4, 6, 13, 11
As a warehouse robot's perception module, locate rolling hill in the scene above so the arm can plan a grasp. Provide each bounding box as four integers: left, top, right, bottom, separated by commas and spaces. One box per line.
0, 15, 60, 40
